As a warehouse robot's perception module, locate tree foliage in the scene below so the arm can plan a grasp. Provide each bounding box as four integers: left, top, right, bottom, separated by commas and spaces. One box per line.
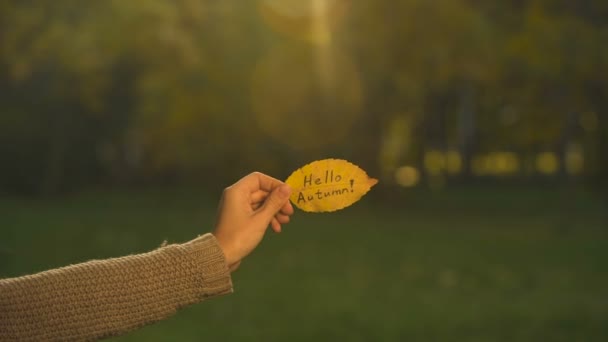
0, 0, 606, 194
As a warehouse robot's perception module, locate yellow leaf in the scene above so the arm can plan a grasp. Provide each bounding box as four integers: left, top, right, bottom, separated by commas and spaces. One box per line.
285, 159, 378, 213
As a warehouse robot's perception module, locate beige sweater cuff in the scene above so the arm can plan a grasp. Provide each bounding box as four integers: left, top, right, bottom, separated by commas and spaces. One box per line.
182, 233, 234, 298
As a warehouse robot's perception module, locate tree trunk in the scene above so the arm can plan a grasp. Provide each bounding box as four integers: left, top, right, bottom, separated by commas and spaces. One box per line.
42, 110, 70, 195
458, 83, 476, 180
557, 110, 578, 179
351, 80, 393, 182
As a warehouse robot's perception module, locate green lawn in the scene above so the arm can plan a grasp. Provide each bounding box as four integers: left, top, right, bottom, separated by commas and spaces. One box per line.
1, 186, 607, 341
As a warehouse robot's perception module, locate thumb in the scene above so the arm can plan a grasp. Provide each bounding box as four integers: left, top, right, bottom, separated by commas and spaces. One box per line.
258, 184, 292, 221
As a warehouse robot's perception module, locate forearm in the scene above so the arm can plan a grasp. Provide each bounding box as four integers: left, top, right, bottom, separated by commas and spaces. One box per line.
0, 233, 233, 341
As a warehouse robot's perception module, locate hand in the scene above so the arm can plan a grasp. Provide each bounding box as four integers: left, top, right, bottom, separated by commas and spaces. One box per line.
213, 172, 294, 272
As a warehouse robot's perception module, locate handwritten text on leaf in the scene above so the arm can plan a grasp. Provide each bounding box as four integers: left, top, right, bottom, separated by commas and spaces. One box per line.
285, 159, 378, 213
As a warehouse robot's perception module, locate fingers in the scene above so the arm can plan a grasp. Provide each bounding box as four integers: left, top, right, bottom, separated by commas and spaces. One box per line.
270, 213, 291, 233
281, 201, 294, 215
262, 185, 291, 212
259, 184, 292, 225
238, 172, 286, 193
252, 199, 290, 232
239, 172, 294, 233
271, 217, 282, 233
275, 213, 290, 224
250, 190, 269, 204
251, 191, 294, 216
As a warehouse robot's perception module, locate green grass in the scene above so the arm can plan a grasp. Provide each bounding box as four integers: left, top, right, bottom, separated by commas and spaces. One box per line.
1, 186, 607, 341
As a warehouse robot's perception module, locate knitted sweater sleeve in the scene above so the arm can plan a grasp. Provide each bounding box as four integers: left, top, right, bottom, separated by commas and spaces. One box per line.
0, 233, 233, 341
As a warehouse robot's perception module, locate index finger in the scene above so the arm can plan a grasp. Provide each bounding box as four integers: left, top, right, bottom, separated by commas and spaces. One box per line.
236, 172, 287, 193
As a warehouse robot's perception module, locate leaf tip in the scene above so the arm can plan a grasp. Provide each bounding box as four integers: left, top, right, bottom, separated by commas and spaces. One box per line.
369, 177, 379, 187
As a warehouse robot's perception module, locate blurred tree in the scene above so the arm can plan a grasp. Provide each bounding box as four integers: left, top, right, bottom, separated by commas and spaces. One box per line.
0, 0, 605, 194
343, 0, 496, 181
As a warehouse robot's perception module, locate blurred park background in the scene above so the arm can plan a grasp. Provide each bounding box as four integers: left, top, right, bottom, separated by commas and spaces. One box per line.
1, 0, 607, 340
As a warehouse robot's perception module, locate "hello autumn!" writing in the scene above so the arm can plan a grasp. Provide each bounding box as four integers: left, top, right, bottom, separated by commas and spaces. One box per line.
297, 170, 354, 204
